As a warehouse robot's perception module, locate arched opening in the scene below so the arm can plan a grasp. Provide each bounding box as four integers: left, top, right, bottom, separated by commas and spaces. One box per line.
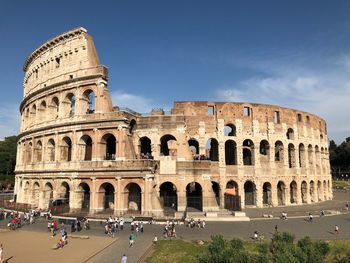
211, 181, 220, 206
286, 128, 294, 140
323, 180, 327, 200
277, 181, 285, 205
160, 182, 177, 211
60, 182, 70, 201
308, 145, 314, 166
160, 134, 177, 156
99, 183, 115, 210
26, 142, 33, 163
32, 182, 40, 207
140, 137, 152, 159
80, 135, 93, 161
299, 143, 306, 167
129, 119, 136, 134
290, 181, 297, 204
23, 181, 30, 203
47, 139, 55, 162
78, 183, 90, 209
186, 182, 203, 211
188, 138, 199, 159
66, 93, 75, 117
224, 124, 236, 136
288, 144, 296, 168
43, 182, 53, 208
262, 182, 272, 205
125, 183, 142, 212
243, 139, 254, 165
225, 180, 240, 211
61, 137, 72, 161
225, 140, 237, 165
315, 146, 320, 169
317, 181, 322, 201
206, 138, 219, 161
39, 101, 46, 122
35, 140, 43, 162
83, 89, 95, 114
310, 181, 315, 202
244, 181, 256, 206
51, 97, 59, 119
301, 181, 307, 203
275, 141, 284, 162
260, 140, 270, 164
102, 134, 116, 160
30, 104, 36, 124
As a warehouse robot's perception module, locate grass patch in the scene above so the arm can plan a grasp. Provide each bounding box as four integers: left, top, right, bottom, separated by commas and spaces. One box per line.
146, 240, 206, 263
332, 180, 350, 189
326, 240, 350, 262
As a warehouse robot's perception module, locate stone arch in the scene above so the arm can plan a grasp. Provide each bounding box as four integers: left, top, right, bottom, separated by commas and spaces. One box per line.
317, 180, 322, 201
315, 145, 320, 169
286, 128, 294, 140
308, 144, 314, 166
42, 182, 53, 208
225, 140, 237, 165
39, 100, 47, 121
129, 119, 137, 134
23, 181, 30, 203
160, 181, 178, 211
260, 140, 270, 164
58, 182, 70, 201
301, 181, 307, 203
51, 96, 59, 119
82, 89, 95, 114
323, 180, 327, 200
288, 143, 296, 168
188, 138, 199, 157
211, 181, 220, 207
124, 183, 142, 212
34, 140, 43, 162
299, 143, 306, 167
79, 135, 93, 161
65, 93, 76, 117
226, 180, 239, 195
26, 141, 33, 163
262, 182, 272, 205
206, 138, 219, 161
186, 182, 203, 211
101, 133, 117, 160
290, 181, 297, 204
277, 181, 286, 205
243, 139, 254, 165
160, 134, 177, 156
77, 183, 90, 209
140, 136, 152, 159
46, 139, 55, 162
32, 182, 40, 207
224, 124, 236, 136
310, 180, 316, 202
99, 183, 115, 210
244, 181, 256, 206
61, 137, 72, 161
30, 104, 36, 123
275, 141, 284, 162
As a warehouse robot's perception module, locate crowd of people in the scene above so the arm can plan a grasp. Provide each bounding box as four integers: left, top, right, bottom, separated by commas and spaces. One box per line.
185, 218, 206, 229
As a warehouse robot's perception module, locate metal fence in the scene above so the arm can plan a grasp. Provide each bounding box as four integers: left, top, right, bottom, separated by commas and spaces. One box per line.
224, 194, 241, 211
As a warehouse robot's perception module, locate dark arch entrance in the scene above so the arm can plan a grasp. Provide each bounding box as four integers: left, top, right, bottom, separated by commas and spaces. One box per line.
244, 181, 256, 206
206, 138, 219, 161
186, 182, 203, 211
301, 181, 307, 203
225, 140, 237, 165
262, 182, 272, 205
277, 181, 285, 205
126, 183, 142, 212
78, 183, 90, 209
211, 181, 220, 206
102, 134, 116, 160
290, 181, 297, 204
100, 183, 115, 210
160, 182, 178, 211
140, 137, 152, 158
160, 134, 177, 156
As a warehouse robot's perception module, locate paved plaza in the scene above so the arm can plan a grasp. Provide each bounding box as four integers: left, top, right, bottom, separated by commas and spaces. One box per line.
0, 190, 349, 263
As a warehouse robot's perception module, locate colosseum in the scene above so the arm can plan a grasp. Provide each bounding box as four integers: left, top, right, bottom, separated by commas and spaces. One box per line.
14, 27, 332, 218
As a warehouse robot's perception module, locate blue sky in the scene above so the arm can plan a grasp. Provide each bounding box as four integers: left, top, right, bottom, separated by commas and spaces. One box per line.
1, 0, 350, 143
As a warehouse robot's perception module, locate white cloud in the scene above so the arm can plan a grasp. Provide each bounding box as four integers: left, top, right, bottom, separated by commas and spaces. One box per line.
216, 55, 350, 144
0, 102, 20, 139
110, 90, 167, 114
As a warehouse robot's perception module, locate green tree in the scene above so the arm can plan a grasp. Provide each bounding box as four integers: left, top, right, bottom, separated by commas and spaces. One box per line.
0, 136, 17, 189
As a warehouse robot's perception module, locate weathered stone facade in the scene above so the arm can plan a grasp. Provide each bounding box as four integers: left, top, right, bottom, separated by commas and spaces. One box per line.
14, 28, 332, 216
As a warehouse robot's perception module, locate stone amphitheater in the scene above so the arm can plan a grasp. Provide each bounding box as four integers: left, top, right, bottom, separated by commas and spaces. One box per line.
14, 27, 332, 217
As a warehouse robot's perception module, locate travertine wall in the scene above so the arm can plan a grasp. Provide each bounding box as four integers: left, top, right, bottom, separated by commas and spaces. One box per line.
15, 28, 332, 216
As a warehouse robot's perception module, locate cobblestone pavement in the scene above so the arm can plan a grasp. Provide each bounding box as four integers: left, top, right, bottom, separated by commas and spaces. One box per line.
0, 190, 349, 262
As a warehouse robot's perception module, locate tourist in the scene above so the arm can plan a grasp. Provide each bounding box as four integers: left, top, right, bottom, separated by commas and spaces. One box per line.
121, 254, 128, 263
274, 224, 278, 232
335, 225, 339, 234
129, 232, 135, 247
320, 210, 325, 217
201, 220, 206, 229
253, 230, 259, 240
153, 235, 158, 244
0, 244, 3, 262
140, 222, 144, 233
309, 213, 313, 222
120, 218, 124, 230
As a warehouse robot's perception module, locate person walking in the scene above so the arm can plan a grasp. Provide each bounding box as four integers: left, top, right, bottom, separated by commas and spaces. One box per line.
129, 232, 135, 247
121, 254, 127, 263
274, 224, 278, 233
0, 244, 3, 263
309, 213, 313, 223
335, 225, 339, 234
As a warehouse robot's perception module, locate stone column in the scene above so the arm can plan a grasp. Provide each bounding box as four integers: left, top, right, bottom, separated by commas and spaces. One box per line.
114, 177, 123, 215
284, 185, 291, 206
296, 182, 302, 204
255, 182, 263, 208
271, 182, 278, 207
177, 190, 186, 212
